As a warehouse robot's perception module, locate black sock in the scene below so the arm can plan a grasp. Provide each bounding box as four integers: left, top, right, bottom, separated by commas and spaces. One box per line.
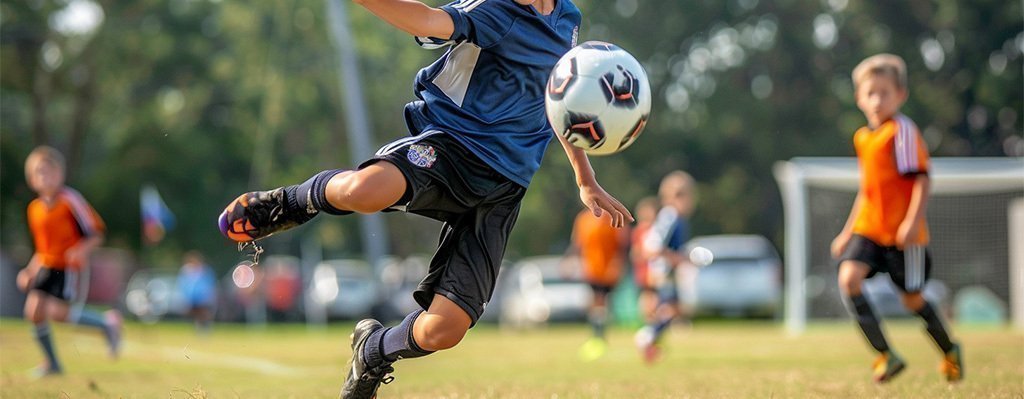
286, 169, 350, 216
33, 324, 61, 371
363, 310, 433, 367
846, 293, 890, 353
589, 306, 607, 340
916, 301, 955, 353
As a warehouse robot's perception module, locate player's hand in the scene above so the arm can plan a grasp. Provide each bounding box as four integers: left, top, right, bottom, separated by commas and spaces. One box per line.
17, 266, 38, 292
895, 220, 918, 249
830, 233, 850, 259
65, 244, 90, 266
578, 182, 633, 228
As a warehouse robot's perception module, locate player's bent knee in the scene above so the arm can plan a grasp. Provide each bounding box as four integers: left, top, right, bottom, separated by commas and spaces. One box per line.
901, 293, 924, 311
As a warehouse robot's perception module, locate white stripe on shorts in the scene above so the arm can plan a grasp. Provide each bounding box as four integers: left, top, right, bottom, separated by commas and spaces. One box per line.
375, 130, 444, 156
904, 245, 924, 291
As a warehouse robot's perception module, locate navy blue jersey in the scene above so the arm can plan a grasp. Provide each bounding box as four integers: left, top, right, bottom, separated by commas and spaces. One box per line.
644, 207, 689, 253
408, 0, 581, 187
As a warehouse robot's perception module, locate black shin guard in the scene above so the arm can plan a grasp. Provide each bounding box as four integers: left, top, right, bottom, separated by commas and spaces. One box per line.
846, 293, 890, 353
289, 169, 350, 216
916, 301, 955, 353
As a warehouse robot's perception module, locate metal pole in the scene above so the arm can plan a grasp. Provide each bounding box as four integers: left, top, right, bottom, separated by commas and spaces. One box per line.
324, 0, 389, 273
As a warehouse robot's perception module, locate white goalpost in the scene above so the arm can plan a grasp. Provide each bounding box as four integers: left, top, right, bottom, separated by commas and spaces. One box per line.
774, 157, 1024, 335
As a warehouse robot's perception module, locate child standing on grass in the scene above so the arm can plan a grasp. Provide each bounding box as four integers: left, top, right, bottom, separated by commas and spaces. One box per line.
216, 0, 632, 397
831, 53, 962, 384
564, 208, 629, 361
18, 146, 122, 376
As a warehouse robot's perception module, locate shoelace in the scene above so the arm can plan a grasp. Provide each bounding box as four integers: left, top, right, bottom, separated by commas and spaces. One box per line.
356, 365, 395, 394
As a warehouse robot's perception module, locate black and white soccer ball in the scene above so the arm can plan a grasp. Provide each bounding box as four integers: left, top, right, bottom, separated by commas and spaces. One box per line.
546, 41, 651, 156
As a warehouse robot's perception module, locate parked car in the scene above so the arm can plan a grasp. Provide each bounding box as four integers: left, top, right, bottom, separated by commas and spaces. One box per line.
124, 269, 186, 323
375, 255, 430, 322
685, 235, 782, 318
307, 259, 379, 320
499, 255, 591, 327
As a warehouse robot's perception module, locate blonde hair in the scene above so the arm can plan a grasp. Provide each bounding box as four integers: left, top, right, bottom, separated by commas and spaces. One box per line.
24, 146, 66, 182
852, 53, 907, 90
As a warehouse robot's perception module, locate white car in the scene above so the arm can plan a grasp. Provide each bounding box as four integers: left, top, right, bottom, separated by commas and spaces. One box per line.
498, 255, 591, 327
686, 235, 782, 318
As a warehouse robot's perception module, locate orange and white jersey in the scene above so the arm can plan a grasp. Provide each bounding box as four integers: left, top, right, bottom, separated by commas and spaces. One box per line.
28, 187, 106, 270
851, 114, 930, 246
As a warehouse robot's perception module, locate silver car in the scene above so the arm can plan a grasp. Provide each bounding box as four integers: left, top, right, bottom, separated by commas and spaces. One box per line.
498, 255, 591, 327
685, 235, 782, 318
307, 259, 380, 320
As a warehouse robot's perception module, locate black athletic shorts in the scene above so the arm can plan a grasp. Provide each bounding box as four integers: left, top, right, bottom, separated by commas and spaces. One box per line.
362, 125, 526, 326
589, 283, 615, 296
838, 234, 931, 293
32, 267, 77, 301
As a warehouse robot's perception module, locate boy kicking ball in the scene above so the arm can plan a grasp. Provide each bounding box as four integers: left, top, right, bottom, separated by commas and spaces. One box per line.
218, 0, 632, 397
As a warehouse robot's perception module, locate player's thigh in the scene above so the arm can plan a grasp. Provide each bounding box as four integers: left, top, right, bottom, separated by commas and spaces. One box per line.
24, 291, 50, 322
47, 300, 70, 322
327, 161, 407, 212
837, 260, 871, 294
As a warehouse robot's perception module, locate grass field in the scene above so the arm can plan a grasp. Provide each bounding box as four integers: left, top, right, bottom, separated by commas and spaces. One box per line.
0, 318, 1021, 398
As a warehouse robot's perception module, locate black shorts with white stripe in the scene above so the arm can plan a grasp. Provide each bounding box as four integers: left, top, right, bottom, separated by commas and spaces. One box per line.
838, 234, 932, 293
360, 129, 526, 326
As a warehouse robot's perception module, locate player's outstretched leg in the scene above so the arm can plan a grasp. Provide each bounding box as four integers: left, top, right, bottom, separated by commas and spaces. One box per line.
219, 170, 349, 242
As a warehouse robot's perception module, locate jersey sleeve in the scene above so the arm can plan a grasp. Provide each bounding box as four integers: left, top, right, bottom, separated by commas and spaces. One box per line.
440, 0, 517, 49
64, 188, 106, 238
894, 115, 930, 176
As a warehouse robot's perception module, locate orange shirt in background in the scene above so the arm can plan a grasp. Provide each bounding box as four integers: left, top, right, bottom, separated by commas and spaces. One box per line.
572, 210, 627, 286
851, 114, 930, 246
28, 188, 106, 270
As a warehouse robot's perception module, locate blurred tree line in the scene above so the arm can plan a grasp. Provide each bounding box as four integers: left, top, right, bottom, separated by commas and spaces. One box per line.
2, 0, 1021, 273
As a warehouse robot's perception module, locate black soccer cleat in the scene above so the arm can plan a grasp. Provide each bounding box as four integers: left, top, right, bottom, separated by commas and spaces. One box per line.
340, 319, 395, 399
218, 188, 313, 242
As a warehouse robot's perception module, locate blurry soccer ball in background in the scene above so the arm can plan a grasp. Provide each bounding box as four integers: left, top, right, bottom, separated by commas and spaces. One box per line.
545, 41, 651, 156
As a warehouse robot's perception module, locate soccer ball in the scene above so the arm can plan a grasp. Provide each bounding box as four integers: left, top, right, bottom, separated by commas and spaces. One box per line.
546, 41, 651, 156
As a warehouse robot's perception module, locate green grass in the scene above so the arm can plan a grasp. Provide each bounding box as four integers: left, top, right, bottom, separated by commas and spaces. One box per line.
0, 318, 1021, 398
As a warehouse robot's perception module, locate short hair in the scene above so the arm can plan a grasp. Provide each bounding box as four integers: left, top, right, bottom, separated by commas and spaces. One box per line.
24, 146, 66, 181
852, 53, 907, 90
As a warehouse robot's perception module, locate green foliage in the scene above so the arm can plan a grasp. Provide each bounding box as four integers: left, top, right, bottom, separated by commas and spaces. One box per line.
1, 0, 1020, 271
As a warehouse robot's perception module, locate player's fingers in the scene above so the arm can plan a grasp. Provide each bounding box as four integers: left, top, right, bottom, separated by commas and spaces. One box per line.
590, 201, 603, 218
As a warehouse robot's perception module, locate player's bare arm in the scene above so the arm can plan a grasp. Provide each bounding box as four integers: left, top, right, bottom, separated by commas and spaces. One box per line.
555, 132, 634, 228
896, 174, 930, 248
352, 0, 455, 39
831, 191, 864, 258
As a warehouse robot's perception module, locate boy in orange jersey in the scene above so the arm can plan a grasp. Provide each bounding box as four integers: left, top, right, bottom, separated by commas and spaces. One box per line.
17, 146, 122, 376
564, 208, 629, 361
831, 54, 962, 384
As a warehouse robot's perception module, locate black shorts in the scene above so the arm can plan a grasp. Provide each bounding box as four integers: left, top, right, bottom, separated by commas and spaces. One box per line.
362, 129, 526, 326
588, 283, 615, 296
31, 268, 77, 301
838, 234, 931, 293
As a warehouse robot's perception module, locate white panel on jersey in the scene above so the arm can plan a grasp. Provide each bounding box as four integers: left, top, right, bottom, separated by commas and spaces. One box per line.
432, 42, 481, 107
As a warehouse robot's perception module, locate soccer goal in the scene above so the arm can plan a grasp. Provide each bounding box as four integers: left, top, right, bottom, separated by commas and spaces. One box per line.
774, 157, 1024, 335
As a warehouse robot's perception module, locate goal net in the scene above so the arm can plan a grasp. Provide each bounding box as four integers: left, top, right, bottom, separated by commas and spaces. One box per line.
774, 157, 1024, 334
